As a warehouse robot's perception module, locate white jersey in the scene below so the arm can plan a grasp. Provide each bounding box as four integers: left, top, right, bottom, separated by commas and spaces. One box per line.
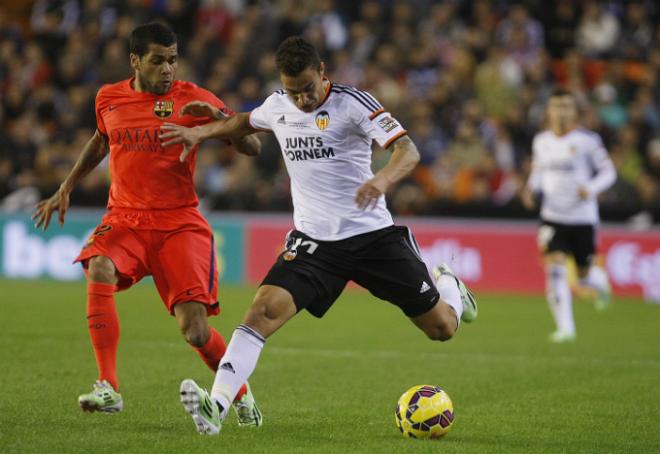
249, 82, 407, 240
527, 128, 616, 225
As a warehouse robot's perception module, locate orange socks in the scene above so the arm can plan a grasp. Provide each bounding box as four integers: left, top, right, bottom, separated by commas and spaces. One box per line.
193, 327, 247, 401
87, 282, 120, 391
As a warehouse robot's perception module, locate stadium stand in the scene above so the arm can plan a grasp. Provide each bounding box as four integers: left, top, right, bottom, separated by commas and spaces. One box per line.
1, 0, 658, 223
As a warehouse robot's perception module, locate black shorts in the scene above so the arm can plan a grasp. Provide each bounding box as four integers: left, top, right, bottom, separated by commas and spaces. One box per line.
538, 220, 596, 268
261, 225, 440, 318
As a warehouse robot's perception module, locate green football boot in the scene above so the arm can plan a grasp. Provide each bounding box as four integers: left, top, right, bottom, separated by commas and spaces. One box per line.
549, 330, 576, 343
180, 379, 224, 435
233, 382, 263, 427
593, 283, 612, 312
78, 380, 123, 413
433, 263, 478, 323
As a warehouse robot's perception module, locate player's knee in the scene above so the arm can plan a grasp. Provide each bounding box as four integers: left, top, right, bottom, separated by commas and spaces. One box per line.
425, 315, 456, 342
426, 325, 455, 342
174, 302, 210, 347
87, 256, 118, 284
181, 323, 210, 347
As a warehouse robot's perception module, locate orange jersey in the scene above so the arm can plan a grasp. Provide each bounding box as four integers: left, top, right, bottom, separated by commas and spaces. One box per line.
95, 78, 234, 213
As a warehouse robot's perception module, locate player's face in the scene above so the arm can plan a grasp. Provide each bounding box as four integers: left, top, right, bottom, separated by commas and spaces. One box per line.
281, 63, 326, 113
547, 95, 577, 131
132, 43, 178, 95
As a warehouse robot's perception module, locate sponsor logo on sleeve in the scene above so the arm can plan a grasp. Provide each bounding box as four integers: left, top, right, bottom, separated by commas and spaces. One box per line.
378, 116, 399, 133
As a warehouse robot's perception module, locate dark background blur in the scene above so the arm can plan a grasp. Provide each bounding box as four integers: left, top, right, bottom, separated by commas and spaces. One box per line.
1, 0, 659, 224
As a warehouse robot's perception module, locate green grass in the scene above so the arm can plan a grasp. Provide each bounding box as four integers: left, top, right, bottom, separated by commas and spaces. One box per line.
1, 279, 659, 453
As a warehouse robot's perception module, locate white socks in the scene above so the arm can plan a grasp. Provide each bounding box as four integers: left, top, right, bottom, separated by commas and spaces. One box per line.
436, 274, 463, 328
211, 324, 265, 415
579, 265, 610, 295
546, 263, 575, 335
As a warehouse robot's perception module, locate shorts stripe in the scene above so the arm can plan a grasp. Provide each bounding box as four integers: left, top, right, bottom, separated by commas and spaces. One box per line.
403, 227, 424, 263
208, 235, 215, 294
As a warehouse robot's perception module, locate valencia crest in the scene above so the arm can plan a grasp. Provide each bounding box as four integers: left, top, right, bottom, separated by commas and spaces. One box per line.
315, 111, 330, 130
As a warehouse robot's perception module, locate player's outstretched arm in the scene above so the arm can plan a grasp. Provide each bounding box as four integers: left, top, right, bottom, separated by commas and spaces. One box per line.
177, 101, 261, 157
228, 135, 262, 157
161, 112, 258, 162
32, 130, 109, 230
355, 135, 420, 210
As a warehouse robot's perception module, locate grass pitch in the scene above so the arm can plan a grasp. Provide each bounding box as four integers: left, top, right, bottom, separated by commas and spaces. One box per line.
1, 279, 659, 453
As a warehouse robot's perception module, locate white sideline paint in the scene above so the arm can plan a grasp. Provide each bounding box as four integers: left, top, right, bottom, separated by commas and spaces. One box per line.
266, 346, 660, 369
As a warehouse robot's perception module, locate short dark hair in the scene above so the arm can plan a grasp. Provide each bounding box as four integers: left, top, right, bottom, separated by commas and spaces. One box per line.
275, 36, 321, 76
130, 22, 177, 57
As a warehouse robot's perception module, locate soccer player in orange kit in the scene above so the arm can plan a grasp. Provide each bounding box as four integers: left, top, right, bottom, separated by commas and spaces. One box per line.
32, 22, 263, 428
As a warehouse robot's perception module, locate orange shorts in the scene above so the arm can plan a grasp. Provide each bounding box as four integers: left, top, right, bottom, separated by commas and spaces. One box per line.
75, 211, 219, 316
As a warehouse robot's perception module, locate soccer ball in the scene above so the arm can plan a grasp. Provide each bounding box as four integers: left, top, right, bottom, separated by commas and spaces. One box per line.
394, 385, 454, 439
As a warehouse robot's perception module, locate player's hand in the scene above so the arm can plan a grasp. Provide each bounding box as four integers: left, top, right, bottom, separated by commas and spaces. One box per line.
355, 175, 389, 210
521, 188, 536, 210
160, 124, 202, 162
577, 186, 590, 200
32, 184, 71, 230
180, 101, 226, 119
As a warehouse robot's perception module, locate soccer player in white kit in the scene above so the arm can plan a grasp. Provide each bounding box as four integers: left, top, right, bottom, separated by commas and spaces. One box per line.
522, 90, 616, 343
160, 36, 478, 435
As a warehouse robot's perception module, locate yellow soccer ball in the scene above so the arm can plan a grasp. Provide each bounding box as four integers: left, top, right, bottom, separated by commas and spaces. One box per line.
394, 385, 454, 439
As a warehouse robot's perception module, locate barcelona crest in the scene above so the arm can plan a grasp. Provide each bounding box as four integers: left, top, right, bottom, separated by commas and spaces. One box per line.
153, 100, 174, 118
315, 111, 330, 131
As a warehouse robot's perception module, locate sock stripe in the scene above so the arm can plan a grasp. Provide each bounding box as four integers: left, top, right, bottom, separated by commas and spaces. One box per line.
237, 324, 266, 344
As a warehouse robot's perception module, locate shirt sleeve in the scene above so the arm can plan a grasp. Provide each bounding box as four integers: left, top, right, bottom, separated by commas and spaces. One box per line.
94, 88, 108, 136
584, 134, 617, 196
192, 88, 236, 126
354, 98, 407, 149
248, 95, 275, 131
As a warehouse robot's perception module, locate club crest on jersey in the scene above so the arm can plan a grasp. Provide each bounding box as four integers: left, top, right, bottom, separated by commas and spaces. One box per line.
315, 111, 330, 131
153, 100, 174, 118
283, 250, 297, 261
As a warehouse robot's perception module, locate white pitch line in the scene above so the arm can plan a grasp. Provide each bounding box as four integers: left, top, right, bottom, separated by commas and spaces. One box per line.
267, 346, 660, 369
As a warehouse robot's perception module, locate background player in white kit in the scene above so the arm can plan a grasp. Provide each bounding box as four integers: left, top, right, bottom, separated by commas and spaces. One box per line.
160, 36, 478, 435
522, 90, 616, 343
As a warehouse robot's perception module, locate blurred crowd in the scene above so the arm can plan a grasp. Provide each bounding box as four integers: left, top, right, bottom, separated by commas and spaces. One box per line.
1, 0, 659, 222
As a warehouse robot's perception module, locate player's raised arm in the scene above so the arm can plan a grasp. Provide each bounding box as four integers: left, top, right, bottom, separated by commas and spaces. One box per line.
160, 112, 259, 162
355, 135, 420, 210
32, 130, 109, 229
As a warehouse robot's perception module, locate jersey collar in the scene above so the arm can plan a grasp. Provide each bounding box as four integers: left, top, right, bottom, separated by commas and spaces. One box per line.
316, 77, 332, 110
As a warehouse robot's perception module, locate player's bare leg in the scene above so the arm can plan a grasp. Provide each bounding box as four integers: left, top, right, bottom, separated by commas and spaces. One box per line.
410, 264, 478, 341
79, 256, 123, 413
174, 301, 212, 348
410, 302, 458, 341
241, 285, 298, 338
